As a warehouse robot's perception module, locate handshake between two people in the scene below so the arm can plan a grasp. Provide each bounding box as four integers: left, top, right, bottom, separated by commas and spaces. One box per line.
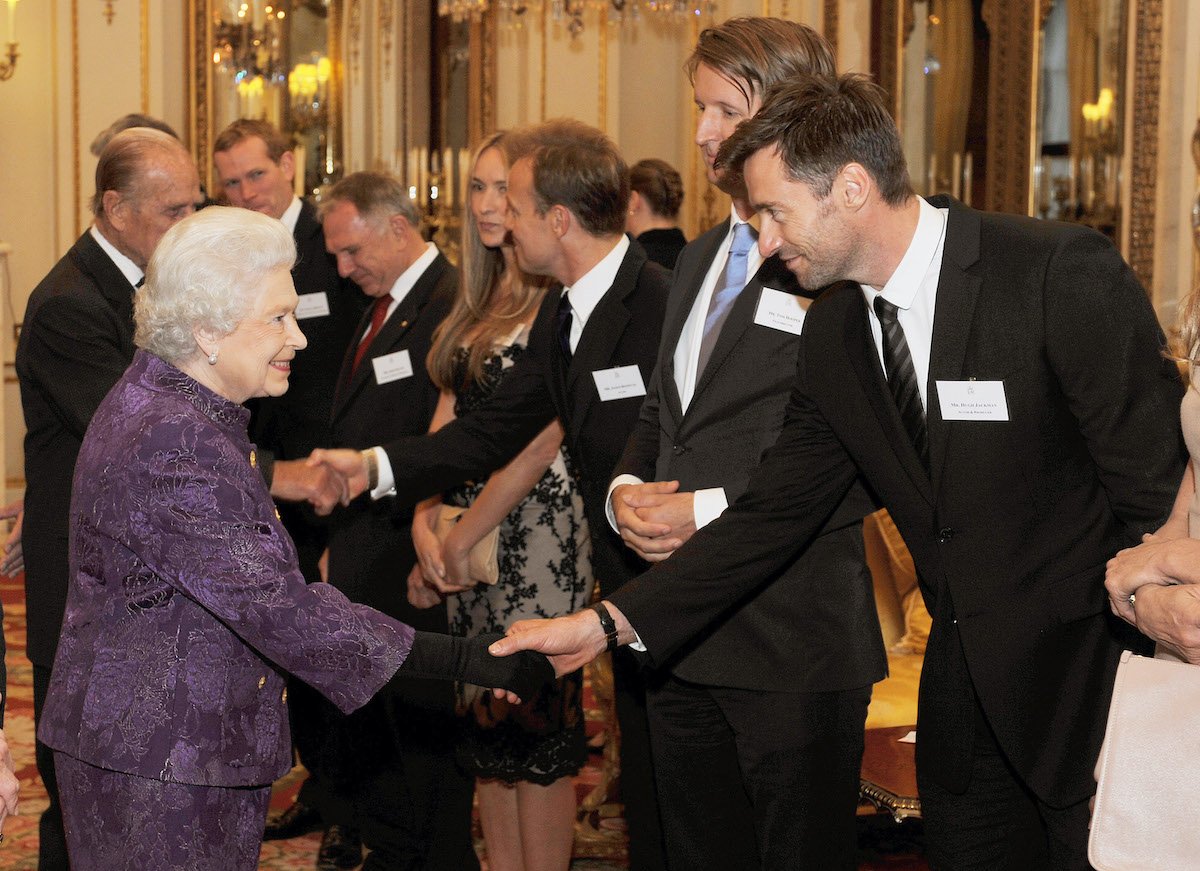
268, 449, 374, 515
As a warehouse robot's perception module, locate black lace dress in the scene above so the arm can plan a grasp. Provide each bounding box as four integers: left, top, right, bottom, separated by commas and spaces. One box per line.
446, 326, 592, 784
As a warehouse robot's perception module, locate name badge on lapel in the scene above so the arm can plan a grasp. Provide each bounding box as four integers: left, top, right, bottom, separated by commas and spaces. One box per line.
294, 292, 331, 320
372, 350, 413, 385
592, 365, 646, 401
935, 380, 1009, 421
753, 287, 808, 336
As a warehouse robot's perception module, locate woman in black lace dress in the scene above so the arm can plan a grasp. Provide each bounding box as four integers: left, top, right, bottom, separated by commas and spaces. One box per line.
409, 131, 591, 871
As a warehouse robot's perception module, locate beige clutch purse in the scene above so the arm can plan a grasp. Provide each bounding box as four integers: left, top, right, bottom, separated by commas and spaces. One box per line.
434, 504, 500, 586
1089, 649, 1200, 871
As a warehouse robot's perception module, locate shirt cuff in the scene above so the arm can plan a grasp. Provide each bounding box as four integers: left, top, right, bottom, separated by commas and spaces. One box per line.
372, 446, 396, 500
628, 632, 647, 653
692, 487, 728, 530
606, 474, 645, 531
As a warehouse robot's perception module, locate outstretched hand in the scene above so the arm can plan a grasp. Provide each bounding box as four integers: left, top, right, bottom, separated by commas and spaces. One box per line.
488, 610, 610, 702
306, 449, 370, 514
269, 459, 348, 514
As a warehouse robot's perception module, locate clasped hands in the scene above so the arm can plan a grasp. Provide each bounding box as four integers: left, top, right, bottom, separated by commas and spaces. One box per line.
1106, 532, 1200, 663
406, 502, 477, 609
611, 480, 696, 562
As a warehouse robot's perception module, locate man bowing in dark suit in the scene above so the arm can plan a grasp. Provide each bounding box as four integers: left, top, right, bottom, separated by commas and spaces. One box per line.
312, 120, 671, 871
212, 119, 371, 861
606, 19, 883, 871
492, 74, 1185, 871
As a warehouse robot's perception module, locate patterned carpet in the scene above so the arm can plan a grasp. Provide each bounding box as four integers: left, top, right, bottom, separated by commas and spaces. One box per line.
0, 572, 627, 870
0, 571, 925, 870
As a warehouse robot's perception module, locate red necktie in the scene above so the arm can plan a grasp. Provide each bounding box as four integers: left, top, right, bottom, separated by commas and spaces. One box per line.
352, 296, 392, 375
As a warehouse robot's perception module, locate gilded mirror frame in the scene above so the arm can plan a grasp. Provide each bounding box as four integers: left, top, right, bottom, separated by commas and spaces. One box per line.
874, 0, 1162, 289
186, 0, 345, 197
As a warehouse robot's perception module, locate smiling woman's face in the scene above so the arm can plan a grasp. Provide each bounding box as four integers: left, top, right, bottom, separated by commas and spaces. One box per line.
207, 267, 307, 404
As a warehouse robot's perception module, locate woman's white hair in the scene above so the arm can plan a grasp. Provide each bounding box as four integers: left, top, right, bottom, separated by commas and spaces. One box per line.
135, 206, 296, 363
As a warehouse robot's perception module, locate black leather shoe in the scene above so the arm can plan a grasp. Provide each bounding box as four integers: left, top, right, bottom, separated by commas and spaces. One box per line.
317, 825, 363, 870
262, 800, 322, 841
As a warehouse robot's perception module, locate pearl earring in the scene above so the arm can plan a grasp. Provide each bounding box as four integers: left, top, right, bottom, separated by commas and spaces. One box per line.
208, 351, 218, 365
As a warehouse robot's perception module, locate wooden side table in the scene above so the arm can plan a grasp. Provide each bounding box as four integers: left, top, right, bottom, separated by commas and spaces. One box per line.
859, 725, 922, 823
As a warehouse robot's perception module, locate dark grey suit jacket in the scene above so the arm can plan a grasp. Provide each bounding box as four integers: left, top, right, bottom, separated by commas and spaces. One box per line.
613, 218, 883, 691
16, 230, 138, 668
610, 197, 1184, 806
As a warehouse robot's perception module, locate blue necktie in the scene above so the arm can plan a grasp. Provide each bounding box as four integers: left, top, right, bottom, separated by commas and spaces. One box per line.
696, 222, 757, 376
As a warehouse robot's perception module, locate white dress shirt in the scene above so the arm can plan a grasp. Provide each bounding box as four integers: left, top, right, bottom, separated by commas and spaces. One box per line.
560, 234, 630, 353
89, 225, 143, 289
606, 205, 762, 532
860, 196, 949, 413
279, 195, 303, 234
360, 241, 441, 498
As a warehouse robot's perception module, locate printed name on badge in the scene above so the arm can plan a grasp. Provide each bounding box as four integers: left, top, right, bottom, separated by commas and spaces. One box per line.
753, 287, 809, 336
592, 365, 647, 401
294, 291, 331, 320
935, 380, 1009, 421
372, 349, 413, 385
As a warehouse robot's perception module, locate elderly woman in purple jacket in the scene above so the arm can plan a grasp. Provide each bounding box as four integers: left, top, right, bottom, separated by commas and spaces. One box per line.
36, 207, 550, 871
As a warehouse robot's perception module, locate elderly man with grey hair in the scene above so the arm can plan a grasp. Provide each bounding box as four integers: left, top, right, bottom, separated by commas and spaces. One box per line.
308, 171, 474, 871
15, 126, 200, 870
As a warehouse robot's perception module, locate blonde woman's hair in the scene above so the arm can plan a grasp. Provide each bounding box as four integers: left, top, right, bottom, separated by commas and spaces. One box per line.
427, 131, 552, 390
1174, 287, 1200, 374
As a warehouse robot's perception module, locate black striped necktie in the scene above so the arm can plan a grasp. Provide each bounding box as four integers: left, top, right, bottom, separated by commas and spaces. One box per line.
874, 295, 929, 473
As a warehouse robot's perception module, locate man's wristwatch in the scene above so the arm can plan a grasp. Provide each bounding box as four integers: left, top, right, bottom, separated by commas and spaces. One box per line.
361, 448, 379, 492
589, 602, 619, 652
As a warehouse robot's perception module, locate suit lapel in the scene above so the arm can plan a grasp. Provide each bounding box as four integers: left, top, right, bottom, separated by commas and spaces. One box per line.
925, 197, 983, 495
72, 231, 137, 326
563, 246, 643, 448
692, 254, 796, 397
332, 253, 448, 419
293, 200, 321, 256
844, 290, 934, 504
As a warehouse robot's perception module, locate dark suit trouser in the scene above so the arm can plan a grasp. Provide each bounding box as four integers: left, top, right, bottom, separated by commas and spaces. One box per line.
646, 674, 871, 871
612, 649, 669, 871
34, 663, 70, 871
279, 502, 336, 822
918, 696, 1092, 871
308, 680, 478, 871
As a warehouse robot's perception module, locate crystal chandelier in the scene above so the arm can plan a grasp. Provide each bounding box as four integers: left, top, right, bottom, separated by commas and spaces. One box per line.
437, 0, 715, 37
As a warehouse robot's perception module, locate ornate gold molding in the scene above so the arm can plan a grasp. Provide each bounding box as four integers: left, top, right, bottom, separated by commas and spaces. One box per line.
380, 0, 395, 81
873, 0, 902, 117
72, 0, 81, 237
981, 0, 1037, 215
825, 0, 839, 60
186, 0, 213, 192
1128, 0, 1162, 290
540, 3, 547, 120
140, 0, 150, 112
598, 9, 607, 132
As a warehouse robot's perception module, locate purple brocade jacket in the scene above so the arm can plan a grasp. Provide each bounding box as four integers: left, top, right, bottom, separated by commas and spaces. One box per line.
38, 350, 414, 788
